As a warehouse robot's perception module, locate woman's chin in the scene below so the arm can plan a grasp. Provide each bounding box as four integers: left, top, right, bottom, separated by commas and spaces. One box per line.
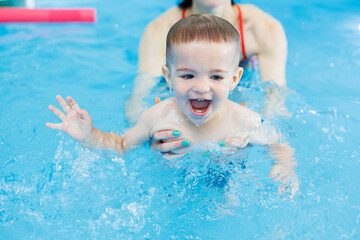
198, 0, 226, 8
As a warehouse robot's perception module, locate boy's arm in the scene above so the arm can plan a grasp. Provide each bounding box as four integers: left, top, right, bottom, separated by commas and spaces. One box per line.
46, 95, 150, 155
268, 142, 299, 197
86, 120, 151, 155
248, 121, 299, 197
84, 128, 126, 155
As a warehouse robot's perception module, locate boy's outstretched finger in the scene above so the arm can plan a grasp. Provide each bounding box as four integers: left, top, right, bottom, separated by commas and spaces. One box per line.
48, 105, 66, 120
56, 95, 71, 114
66, 96, 80, 111
45, 122, 62, 130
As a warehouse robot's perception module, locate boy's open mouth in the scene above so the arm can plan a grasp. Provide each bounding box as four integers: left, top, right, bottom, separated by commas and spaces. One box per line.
189, 99, 211, 117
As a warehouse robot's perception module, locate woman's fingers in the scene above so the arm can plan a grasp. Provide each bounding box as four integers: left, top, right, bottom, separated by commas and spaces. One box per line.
56, 95, 71, 114
161, 151, 188, 160
66, 96, 80, 111
220, 137, 249, 149
151, 129, 190, 157
48, 105, 66, 120
45, 122, 62, 130
151, 139, 190, 153
154, 96, 161, 104
152, 129, 181, 141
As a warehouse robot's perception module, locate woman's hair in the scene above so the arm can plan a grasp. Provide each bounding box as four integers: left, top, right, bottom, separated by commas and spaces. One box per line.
178, 0, 236, 9
166, 14, 240, 63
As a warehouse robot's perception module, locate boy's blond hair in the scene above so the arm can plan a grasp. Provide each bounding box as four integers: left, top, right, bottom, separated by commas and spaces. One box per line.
166, 14, 240, 64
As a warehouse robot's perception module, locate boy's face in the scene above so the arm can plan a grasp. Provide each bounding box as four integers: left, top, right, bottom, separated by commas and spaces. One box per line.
163, 41, 243, 125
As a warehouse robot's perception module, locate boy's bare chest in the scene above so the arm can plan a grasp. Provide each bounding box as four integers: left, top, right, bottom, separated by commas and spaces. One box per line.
151, 117, 250, 144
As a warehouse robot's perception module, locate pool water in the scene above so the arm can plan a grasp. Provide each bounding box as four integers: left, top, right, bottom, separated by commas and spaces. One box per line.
1, 0, 360, 239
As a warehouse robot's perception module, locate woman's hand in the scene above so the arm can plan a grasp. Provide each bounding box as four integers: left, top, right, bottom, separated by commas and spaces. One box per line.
151, 97, 191, 160
217, 136, 250, 155
46, 95, 93, 144
151, 129, 191, 160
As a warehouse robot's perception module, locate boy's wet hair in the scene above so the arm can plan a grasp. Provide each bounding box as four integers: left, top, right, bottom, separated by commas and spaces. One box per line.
166, 14, 240, 64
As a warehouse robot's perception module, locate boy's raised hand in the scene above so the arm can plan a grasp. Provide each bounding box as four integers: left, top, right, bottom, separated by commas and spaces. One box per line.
46, 95, 93, 144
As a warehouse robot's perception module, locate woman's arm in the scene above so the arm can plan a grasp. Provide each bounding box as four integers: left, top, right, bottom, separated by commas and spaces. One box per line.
125, 9, 179, 124
138, 20, 167, 76
138, 7, 180, 75
251, 6, 287, 86
252, 7, 290, 118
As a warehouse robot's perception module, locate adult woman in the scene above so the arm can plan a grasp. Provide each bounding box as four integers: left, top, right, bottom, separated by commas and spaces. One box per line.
126, 0, 288, 158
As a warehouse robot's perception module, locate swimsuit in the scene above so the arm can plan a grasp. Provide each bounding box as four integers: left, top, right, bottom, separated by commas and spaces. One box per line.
181, 4, 258, 73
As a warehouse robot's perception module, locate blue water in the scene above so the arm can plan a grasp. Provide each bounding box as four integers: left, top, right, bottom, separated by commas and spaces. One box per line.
1, 0, 360, 239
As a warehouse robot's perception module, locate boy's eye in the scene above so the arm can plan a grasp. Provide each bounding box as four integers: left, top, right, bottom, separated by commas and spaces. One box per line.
181, 74, 194, 79
210, 75, 223, 80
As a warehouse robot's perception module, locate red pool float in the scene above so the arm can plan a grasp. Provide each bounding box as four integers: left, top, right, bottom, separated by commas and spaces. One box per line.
0, 8, 96, 23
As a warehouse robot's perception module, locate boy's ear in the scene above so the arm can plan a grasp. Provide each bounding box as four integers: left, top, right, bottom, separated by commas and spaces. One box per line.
162, 65, 173, 89
230, 67, 243, 91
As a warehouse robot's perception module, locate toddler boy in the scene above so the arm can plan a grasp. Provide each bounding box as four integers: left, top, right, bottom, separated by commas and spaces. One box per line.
47, 14, 298, 196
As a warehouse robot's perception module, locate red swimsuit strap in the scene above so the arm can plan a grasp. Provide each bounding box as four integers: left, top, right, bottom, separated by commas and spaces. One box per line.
182, 8, 186, 19
182, 6, 247, 60
235, 4, 247, 60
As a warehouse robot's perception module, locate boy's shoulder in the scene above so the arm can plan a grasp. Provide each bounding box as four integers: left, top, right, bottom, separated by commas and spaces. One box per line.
226, 100, 262, 128
139, 97, 179, 123
138, 97, 187, 138
148, 97, 177, 111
